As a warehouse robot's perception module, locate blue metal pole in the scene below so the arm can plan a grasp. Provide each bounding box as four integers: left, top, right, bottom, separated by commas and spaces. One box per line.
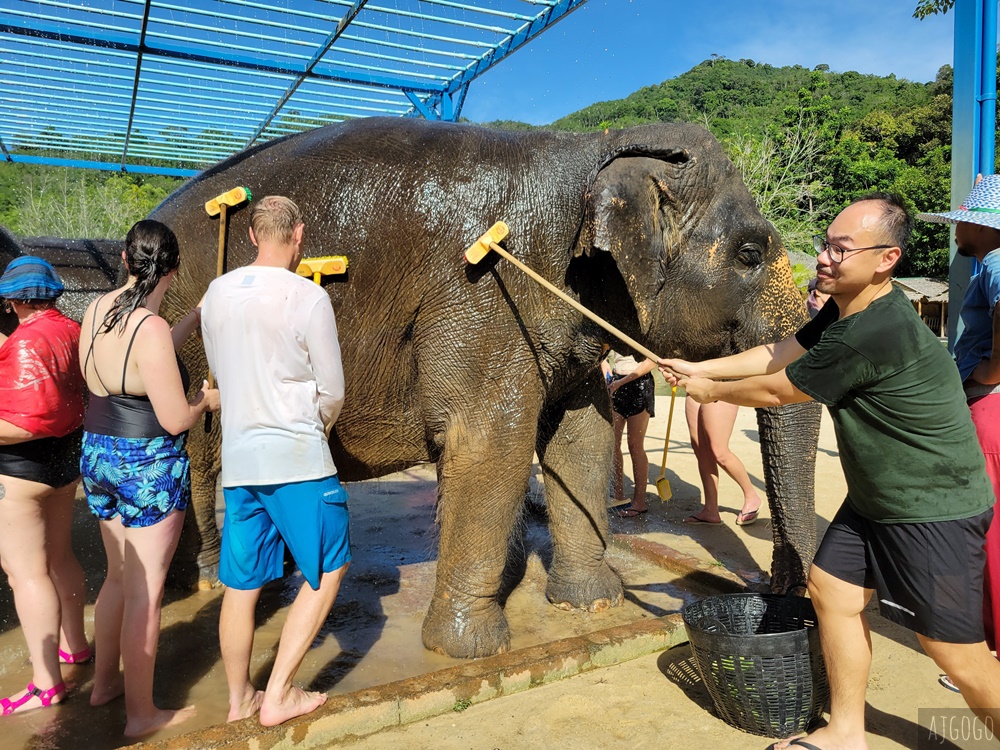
948, 0, 992, 347
979, 0, 997, 175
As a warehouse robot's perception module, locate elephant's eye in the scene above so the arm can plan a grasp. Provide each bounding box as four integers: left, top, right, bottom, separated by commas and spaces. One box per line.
736, 243, 763, 268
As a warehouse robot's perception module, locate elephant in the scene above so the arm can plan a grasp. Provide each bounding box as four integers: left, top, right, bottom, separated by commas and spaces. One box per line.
136, 116, 821, 658
0, 227, 19, 335
0, 233, 122, 335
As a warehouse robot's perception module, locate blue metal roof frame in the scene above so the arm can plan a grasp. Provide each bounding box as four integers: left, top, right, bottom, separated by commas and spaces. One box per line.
1, 0, 588, 176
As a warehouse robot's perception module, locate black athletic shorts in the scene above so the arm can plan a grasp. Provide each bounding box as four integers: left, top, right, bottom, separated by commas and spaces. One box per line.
0, 427, 83, 489
611, 373, 655, 419
813, 500, 992, 644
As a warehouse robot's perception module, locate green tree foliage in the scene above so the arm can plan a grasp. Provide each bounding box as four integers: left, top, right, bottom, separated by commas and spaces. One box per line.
0, 48, 990, 280
914, 1, 954, 19
551, 57, 966, 278
0, 163, 180, 239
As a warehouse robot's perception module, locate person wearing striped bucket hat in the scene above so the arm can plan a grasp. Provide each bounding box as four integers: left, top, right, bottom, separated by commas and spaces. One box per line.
0, 255, 89, 715
919, 174, 1000, 693
0, 255, 65, 304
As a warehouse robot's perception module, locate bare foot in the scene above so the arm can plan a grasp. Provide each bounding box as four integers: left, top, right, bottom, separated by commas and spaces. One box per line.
683, 510, 722, 524
123, 705, 197, 738
770, 727, 868, 750
90, 673, 125, 706
227, 689, 265, 722
259, 686, 327, 727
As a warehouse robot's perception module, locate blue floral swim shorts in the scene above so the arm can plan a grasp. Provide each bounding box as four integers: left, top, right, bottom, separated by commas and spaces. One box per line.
81, 431, 191, 528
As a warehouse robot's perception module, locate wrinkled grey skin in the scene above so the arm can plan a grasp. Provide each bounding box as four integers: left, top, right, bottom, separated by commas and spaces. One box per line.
143, 117, 821, 658
3, 118, 821, 658
0, 233, 122, 336
0, 227, 19, 335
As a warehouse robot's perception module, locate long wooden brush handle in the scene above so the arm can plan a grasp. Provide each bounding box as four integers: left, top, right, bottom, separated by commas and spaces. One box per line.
487, 242, 660, 362
660, 386, 676, 473
204, 202, 228, 433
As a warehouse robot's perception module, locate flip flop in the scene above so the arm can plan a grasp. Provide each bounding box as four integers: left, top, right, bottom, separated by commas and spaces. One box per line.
765, 738, 824, 750
682, 515, 723, 525
736, 508, 760, 526
617, 506, 648, 518
59, 646, 93, 665
939, 674, 960, 693
607, 497, 631, 509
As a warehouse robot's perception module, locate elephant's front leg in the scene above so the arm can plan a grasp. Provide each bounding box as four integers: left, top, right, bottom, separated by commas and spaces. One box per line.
536, 375, 624, 611
422, 416, 537, 658
170, 428, 222, 588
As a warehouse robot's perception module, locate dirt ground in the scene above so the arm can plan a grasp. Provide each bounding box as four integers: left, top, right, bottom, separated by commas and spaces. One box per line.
339, 397, 980, 750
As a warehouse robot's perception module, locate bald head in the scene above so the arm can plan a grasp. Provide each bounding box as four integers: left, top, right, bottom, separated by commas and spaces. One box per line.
847, 192, 912, 255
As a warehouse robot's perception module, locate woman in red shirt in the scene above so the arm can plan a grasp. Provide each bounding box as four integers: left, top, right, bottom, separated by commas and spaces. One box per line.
0, 256, 89, 715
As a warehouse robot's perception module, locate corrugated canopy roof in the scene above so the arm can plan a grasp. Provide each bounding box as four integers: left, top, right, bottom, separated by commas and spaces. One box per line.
894, 276, 950, 303
1, 0, 586, 176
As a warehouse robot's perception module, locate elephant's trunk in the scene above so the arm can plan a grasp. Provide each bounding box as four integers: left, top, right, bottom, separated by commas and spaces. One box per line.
756, 400, 822, 593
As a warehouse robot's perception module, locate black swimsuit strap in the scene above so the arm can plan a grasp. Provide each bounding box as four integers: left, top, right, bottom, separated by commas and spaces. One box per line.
84, 299, 113, 395
120, 314, 154, 395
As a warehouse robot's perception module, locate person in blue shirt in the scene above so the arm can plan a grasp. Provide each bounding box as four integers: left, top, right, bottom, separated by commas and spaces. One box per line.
919, 174, 1000, 687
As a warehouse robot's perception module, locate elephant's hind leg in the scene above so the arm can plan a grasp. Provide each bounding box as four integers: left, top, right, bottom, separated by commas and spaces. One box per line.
421, 416, 536, 658
536, 379, 624, 612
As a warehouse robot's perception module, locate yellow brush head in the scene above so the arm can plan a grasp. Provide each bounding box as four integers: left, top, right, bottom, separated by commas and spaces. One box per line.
205, 186, 252, 217
464, 221, 509, 264
295, 255, 349, 278
656, 476, 672, 502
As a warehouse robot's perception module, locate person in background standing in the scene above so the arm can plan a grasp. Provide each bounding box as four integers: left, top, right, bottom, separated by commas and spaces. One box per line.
918, 174, 1000, 690
682, 399, 763, 526
0, 256, 87, 715
806, 276, 830, 319
604, 350, 656, 517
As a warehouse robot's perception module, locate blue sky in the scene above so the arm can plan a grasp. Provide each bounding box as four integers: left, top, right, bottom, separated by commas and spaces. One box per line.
462, 0, 955, 125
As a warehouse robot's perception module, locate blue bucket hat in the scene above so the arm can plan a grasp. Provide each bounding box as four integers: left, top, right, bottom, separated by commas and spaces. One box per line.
0, 256, 65, 300
917, 174, 1000, 230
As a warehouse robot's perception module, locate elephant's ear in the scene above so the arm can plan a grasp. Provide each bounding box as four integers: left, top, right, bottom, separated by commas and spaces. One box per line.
575, 148, 691, 262
574, 150, 690, 331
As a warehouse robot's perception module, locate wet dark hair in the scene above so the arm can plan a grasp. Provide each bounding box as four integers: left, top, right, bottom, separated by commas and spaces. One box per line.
102, 220, 180, 333
849, 191, 913, 254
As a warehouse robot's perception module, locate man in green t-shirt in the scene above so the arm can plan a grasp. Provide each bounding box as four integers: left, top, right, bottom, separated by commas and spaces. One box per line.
659, 194, 1000, 750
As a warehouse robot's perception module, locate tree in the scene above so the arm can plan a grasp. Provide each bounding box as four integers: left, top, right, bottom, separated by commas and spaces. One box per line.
14, 170, 178, 239
914, 1, 954, 19
725, 122, 824, 253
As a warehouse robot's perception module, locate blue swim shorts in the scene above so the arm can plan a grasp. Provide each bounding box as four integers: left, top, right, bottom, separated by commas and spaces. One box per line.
81, 431, 191, 528
220, 474, 351, 591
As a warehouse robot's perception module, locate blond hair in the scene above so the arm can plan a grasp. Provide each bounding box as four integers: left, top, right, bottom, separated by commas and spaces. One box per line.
250, 195, 303, 245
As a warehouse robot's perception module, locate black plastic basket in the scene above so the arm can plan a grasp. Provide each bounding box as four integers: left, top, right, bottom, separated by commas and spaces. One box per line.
682, 593, 829, 738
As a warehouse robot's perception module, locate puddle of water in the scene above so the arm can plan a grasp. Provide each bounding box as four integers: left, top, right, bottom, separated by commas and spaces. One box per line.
0, 463, 688, 748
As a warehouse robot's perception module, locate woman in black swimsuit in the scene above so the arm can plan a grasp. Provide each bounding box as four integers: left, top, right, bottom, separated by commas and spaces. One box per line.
79, 220, 219, 738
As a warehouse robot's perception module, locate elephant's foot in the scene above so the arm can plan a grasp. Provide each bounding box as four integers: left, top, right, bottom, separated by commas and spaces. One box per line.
421, 595, 510, 659
545, 561, 624, 612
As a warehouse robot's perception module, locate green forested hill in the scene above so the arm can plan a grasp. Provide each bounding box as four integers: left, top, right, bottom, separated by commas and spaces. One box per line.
540, 57, 960, 278
552, 59, 938, 136
1, 55, 979, 278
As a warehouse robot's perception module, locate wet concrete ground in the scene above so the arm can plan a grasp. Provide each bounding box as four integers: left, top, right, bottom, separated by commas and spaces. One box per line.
0, 448, 711, 749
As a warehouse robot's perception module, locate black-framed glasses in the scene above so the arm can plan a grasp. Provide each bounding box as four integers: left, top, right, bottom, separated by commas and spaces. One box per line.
812, 235, 893, 263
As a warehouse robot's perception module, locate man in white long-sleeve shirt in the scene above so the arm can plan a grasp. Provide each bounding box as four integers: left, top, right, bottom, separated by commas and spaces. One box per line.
201, 195, 349, 728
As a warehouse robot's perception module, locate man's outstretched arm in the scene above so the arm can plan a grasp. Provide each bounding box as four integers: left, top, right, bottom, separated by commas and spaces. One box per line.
680, 369, 813, 408
658, 333, 806, 384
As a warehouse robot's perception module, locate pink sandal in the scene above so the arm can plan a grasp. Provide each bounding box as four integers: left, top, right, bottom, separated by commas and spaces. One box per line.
1, 682, 66, 715
59, 647, 93, 664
